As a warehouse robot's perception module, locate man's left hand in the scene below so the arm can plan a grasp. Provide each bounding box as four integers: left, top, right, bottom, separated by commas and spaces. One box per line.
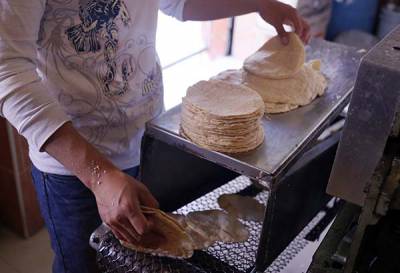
258, 0, 310, 44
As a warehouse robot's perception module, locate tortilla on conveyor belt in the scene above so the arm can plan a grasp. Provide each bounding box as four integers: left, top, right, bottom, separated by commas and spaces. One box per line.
171, 214, 215, 250
186, 210, 249, 243
170, 210, 249, 250
218, 194, 266, 222
243, 32, 305, 79
121, 207, 250, 259
120, 207, 194, 259
180, 79, 265, 153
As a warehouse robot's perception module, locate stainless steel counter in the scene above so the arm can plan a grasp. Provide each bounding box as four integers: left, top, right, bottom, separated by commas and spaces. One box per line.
146, 38, 363, 185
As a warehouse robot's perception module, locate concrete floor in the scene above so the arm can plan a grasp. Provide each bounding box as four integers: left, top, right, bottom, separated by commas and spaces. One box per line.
0, 226, 52, 273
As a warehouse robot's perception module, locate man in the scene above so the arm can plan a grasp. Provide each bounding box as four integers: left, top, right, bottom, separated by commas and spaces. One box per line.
0, 0, 310, 272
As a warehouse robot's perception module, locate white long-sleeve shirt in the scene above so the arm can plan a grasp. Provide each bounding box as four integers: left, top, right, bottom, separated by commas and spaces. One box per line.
0, 0, 186, 174
0, 0, 187, 174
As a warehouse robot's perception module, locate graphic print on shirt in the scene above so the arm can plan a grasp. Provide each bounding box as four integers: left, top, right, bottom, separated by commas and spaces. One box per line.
66, 0, 132, 97
37, 0, 164, 158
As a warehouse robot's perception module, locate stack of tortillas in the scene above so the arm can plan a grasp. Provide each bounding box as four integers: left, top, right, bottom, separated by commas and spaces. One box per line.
120, 207, 249, 259
180, 80, 265, 153
213, 32, 327, 114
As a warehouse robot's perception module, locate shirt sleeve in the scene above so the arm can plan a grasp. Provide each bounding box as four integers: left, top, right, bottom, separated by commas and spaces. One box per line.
0, 0, 70, 151
159, 0, 188, 21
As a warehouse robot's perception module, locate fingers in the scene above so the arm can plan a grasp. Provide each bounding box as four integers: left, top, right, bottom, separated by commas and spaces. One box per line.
282, 16, 310, 44
111, 224, 137, 243
96, 174, 159, 243
275, 23, 289, 45
289, 10, 303, 39
109, 224, 130, 242
259, 0, 310, 45
117, 217, 142, 242
284, 14, 310, 44
127, 199, 150, 236
131, 186, 158, 234
109, 203, 149, 242
280, 6, 310, 44
107, 201, 149, 243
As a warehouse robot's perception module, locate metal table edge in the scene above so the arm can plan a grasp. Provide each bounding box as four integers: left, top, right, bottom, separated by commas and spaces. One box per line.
272, 88, 353, 182
145, 123, 272, 183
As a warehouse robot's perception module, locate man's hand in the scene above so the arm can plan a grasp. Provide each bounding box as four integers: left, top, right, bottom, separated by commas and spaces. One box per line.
258, 0, 310, 44
93, 169, 159, 243
43, 122, 158, 243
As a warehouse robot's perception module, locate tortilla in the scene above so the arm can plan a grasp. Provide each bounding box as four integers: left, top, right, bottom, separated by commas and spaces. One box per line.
120, 207, 194, 259
169, 213, 216, 250
211, 69, 244, 85
184, 80, 264, 118
218, 194, 266, 222
212, 60, 326, 114
185, 210, 249, 243
243, 32, 305, 79
243, 60, 327, 106
264, 102, 299, 114
121, 208, 250, 258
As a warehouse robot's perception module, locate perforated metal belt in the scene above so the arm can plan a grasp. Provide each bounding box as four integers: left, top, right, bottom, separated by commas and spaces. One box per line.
90, 176, 324, 273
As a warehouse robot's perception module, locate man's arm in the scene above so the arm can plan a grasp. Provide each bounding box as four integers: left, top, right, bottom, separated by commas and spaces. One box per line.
0, 0, 156, 243
42, 123, 158, 242
182, 0, 310, 43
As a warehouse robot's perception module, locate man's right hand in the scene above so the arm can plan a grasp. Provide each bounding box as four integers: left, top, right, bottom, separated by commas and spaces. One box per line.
93, 169, 159, 243
42, 122, 158, 243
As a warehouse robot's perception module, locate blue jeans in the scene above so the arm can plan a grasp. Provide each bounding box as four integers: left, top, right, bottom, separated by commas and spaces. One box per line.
31, 164, 139, 273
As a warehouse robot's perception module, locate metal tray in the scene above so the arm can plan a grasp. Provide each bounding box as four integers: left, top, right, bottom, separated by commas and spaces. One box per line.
146, 39, 363, 184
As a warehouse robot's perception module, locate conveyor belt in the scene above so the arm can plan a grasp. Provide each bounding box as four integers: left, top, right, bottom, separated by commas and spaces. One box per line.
91, 176, 327, 273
